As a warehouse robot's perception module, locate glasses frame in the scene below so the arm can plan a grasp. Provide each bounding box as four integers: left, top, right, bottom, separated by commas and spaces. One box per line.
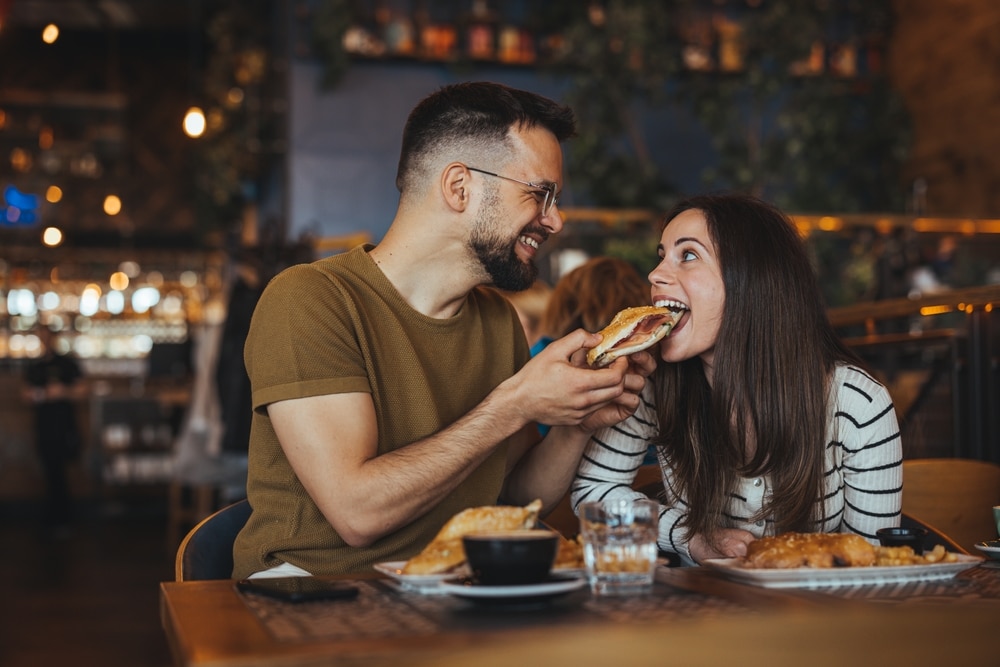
466, 166, 560, 217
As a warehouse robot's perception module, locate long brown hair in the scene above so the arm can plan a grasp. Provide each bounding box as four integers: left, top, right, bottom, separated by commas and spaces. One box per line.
651, 193, 865, 540
540, 256, 650, 337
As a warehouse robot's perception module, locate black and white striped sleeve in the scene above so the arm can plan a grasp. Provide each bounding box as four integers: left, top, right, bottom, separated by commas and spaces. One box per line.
833, 365, 903, 541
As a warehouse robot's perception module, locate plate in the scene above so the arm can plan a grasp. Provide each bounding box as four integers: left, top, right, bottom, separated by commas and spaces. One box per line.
973, 541, 1000, 561
373, 560, 584, 592
703, 554, 982, 589
439, 574, 586, 605
373, 561, 468, 592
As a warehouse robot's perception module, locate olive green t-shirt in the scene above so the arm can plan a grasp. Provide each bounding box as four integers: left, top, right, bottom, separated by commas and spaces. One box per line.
232, 245, 528, 577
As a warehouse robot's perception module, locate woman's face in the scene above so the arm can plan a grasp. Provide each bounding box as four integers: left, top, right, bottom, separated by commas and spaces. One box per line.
647, 208, 725, 381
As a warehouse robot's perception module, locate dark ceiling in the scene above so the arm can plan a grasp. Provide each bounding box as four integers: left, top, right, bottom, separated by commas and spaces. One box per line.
1, 0, 213, 253
3, 0, 192, 31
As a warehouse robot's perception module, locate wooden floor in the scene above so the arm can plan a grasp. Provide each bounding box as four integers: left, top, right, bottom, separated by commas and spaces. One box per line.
0, 495, 176, 666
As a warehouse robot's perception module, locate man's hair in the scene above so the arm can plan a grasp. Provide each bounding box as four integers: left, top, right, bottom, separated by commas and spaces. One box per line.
395, 81, 576, 194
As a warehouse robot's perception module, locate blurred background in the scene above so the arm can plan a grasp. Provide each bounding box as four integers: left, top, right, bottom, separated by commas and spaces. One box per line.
0, 1, 998, 663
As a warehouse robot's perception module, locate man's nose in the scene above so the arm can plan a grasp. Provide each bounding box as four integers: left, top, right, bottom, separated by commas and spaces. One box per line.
541, 203, 564, 234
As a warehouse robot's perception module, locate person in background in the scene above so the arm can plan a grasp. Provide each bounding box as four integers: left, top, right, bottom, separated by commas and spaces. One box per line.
532, 256, 651, 356
502, 278, 552, 348
531, 256, 651, 437
22, 326, 86, 536
572, 192, 902, 566
233, 81, 655, 579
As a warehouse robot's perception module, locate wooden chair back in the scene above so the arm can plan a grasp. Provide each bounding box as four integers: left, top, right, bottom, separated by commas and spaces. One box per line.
902, 458, 1000, 555
174, 498, 252, 581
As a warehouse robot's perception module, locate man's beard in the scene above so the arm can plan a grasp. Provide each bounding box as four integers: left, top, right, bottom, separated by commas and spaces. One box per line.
469, 188, 540, 292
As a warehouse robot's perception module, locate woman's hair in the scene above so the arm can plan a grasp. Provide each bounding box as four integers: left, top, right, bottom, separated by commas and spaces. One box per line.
540, 256, 650, 338
396, 81, 576, 195
651, 192, 865, 540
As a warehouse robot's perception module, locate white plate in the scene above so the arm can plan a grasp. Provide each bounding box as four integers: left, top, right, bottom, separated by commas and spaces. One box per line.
703, 554, 982, 589
374, 560, 583, 591
973, 541, 1000, 561
439, 574, 586, 602
373, 561, 468, 591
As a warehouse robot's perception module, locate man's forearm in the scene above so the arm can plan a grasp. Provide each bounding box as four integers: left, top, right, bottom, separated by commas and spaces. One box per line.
501, 424, 591, 514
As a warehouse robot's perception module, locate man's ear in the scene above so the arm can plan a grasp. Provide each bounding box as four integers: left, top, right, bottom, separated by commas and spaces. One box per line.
442, 163, 470, 212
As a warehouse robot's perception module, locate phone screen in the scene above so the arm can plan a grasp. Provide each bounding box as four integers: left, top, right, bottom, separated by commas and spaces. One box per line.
236, 577, 359, 603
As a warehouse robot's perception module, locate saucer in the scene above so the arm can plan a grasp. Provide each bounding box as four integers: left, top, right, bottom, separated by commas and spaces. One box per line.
439, 574, 586, 606
373, 561, 467, 593
973, 540, 1000, 561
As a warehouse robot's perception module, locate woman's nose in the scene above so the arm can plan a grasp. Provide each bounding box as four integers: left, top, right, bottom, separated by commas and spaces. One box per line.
648, 263, 671, 285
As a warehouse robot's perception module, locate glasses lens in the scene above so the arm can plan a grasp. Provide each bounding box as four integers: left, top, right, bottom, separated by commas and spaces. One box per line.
542, 185, 557, 216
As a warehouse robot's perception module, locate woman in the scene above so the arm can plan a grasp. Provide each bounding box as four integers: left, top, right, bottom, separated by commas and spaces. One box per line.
571, 193, 902, 566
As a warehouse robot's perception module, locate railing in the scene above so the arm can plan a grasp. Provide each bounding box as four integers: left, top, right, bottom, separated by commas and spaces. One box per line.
827, 284, 1000, 330
827, 285, 1000, 464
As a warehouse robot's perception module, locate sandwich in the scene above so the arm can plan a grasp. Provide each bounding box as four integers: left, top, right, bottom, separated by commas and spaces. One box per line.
401, 500, 543, 575
586, 305, 684, 367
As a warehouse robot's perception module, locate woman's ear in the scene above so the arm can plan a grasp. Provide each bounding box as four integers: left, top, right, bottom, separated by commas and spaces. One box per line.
442, 163, 470, 212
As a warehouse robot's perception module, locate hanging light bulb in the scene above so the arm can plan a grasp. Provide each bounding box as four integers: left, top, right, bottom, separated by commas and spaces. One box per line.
42, 226, 64, 247
42, 24, 60, 44
103, 194, 122, 216
183, 106, 206, 138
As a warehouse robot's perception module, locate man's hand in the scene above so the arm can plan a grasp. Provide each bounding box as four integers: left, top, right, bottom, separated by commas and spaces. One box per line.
507, 329, 642, 428
498, 334, 656, 512
577, 348, 656, 433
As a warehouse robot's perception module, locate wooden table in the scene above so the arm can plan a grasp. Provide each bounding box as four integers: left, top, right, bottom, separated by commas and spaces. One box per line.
161, 565, 1000, 667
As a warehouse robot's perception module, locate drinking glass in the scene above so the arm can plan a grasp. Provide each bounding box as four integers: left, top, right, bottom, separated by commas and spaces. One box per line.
579, 498, 659, 596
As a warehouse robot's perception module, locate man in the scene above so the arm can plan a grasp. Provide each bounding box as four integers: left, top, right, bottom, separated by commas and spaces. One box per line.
233, 82, 654, 578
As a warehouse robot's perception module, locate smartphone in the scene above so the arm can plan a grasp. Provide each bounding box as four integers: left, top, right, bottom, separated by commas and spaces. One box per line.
236, 577, 359, 603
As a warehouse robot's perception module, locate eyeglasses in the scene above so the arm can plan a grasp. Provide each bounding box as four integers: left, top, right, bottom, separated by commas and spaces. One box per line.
466, 167, 560, 217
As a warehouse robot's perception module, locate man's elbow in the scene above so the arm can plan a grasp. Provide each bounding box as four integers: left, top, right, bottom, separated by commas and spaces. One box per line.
328, 515, 385, 549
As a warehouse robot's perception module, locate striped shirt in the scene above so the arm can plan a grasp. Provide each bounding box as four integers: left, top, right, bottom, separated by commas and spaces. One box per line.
571, 364, 903, 565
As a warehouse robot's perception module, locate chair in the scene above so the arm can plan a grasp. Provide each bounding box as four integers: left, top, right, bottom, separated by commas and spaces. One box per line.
902, 458, 1000, 555
900, 512, 967, 555
175, 498, 252, 581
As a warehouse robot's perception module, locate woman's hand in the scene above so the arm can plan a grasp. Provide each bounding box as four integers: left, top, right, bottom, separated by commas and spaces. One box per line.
689, 528, 755, 563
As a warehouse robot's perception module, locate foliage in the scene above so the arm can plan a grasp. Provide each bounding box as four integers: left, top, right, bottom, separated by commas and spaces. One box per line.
542, 2, 683, 211
311, 0, 355, 88
192, 0, 287, 230
544, 0, 911, 213
303, 1, 911, 217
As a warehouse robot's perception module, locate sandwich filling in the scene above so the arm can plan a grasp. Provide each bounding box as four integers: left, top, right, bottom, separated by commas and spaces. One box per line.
586, 304, 686, 367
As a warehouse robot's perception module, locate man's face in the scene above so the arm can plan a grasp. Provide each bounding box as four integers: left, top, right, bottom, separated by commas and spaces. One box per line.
469, 184, 541, 291
467, 126, 565, 292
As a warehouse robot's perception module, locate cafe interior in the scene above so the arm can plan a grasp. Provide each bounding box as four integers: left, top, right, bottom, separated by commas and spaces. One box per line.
1, 0, 999, 665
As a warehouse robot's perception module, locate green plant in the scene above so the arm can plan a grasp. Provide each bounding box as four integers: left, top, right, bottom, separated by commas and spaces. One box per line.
545, 0, 910, 213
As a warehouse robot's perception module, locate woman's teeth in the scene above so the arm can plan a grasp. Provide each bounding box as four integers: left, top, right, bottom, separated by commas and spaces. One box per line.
654, 299, 688, 313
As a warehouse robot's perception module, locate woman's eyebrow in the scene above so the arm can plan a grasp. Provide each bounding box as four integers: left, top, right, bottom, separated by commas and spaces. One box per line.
674, 236, 709, 249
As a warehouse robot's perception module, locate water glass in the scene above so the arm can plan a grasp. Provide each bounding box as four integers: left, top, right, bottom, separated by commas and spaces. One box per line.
579, 498, 659, 596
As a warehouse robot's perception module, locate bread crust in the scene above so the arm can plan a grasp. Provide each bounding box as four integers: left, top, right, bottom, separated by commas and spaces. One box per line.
742, 532, 877, 569
401, 500, 543, 575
